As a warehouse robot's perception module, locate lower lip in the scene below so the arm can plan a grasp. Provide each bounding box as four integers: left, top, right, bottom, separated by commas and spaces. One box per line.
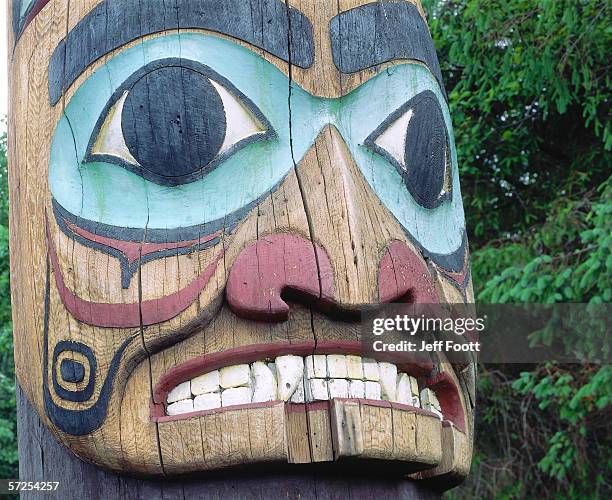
150, 341, 465, 431
151, 399, 442, 424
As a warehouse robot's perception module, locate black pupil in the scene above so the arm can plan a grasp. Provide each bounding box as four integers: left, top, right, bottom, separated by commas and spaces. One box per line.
122, 66, 226, 183
403, 92, 448, 209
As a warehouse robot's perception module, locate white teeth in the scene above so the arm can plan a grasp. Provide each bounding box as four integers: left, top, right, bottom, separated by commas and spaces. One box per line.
409, 375, 419, 396
251, 361, 277, 403
327, 354, 348, 378
167, 399, 194, 415
328, 378, 349, 399
164, 355, 443, 419
420, 388, 443, 419
222, 387, 252, 407
219, 364, 251, 389
349, 379, 365, 398
306, 378, 330, 401
409, 375, 421, 408
290, 377, 306, 403
379, 362, 398, 401
194, 392, 221, 411
276, 355, 305, 401
305, 356, 316, 379
365, 381, 382, 400
304, 356, 318, 378
191, 370, 220, 395
362, 358, 380, 381
313, 355, 327, 377
167, 381, 191, 403
346, 355, 364, 379
395, 373, 414, 405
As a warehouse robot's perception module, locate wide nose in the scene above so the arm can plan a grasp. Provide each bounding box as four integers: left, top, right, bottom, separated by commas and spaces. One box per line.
225, 124, 439, 321
295, 124, 404, 308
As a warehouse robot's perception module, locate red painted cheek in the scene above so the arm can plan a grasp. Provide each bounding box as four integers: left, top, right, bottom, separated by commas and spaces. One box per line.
226, 234, 335, 322
378, 240, 439, 303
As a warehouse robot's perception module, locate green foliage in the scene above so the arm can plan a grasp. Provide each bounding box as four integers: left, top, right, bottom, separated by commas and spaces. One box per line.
459, 363, 611, 500
424, 0, 611, 245
422, 1, 612, 498
513, 365, 612, 482
477, 178, 612, 305
0, 124, 17, 478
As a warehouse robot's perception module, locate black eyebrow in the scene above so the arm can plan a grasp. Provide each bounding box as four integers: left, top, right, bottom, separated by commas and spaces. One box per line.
329, 2, 446, 98
48, 0, 314, 106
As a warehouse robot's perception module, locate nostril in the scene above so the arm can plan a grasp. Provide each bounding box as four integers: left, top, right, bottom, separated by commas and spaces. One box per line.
225, 234, 335, 322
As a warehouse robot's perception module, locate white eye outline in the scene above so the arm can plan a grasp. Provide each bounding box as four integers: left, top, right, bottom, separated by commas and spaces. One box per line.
370, 107, 414, 172
84, 58, 276, 187
364, 90, 452, 209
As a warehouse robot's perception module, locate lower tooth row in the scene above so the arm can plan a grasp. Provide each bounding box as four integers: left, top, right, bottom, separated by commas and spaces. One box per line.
165, 354, 443, 418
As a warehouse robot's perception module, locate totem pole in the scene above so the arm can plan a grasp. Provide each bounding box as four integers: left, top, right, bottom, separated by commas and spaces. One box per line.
8, 0, 475, 497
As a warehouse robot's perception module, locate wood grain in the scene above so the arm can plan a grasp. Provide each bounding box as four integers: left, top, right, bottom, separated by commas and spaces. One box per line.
18, 383, 444, 499
10, 0, 473, 488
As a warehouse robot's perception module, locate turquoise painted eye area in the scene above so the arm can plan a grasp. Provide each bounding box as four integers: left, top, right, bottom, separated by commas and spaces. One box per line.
364, 90, 451, 209
84, 58, 275, 187
49, 32, 464, 262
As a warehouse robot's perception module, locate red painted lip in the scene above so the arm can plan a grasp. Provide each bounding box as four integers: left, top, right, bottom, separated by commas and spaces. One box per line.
153, 399, 442, 424
150, 340, 465, 432
46, 218, 223, 328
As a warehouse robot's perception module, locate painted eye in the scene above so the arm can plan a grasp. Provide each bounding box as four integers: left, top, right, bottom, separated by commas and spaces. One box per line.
365, 90, 452, 209
85, 60, 274, 187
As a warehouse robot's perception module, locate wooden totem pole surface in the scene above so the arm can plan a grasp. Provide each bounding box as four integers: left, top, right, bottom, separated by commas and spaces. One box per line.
8, 0, 476, 497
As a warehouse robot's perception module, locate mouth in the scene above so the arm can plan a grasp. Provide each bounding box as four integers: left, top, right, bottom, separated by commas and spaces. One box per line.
151, 341, 466, 432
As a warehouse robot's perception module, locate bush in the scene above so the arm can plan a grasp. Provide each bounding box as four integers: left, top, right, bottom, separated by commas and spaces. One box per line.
422, 1, 612, 497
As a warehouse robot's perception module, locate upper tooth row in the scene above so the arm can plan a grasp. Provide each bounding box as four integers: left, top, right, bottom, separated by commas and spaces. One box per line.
165, 354, 443, 418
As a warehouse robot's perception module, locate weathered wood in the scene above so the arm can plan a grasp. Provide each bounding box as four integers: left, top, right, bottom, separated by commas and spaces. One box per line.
18, 384, 442, 499
10, 0, 475, 491
46, 0, 315, 105
329, 2, 445, 92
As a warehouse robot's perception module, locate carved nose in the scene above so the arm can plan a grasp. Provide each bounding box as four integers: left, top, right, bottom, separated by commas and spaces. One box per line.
226, 233, 335, 322
225, 125, 439, 322
296, 124, 420, 307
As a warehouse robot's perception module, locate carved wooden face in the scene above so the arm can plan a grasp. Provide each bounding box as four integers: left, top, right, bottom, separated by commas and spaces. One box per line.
10, 0, 475, 483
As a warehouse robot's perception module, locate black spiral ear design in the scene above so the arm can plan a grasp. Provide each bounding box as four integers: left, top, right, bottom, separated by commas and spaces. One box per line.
52, 341, 96, 402
43, 257, 137, 436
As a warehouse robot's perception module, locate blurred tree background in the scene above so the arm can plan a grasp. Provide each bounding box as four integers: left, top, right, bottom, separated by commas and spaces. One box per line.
0, 0, 610, 496
422, 0, 611, 498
